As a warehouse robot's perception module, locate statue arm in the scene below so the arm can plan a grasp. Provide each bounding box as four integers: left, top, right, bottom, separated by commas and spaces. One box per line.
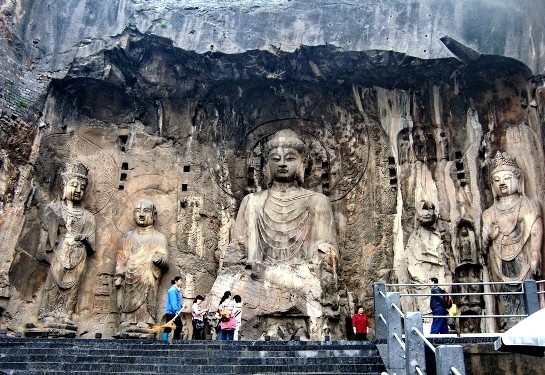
232, 195, 251, 256
152, 233, 169, 270
526, 203, 543, 277
115, 236, 130, 285
530, 216, 542, 276
313, 194, 339, 265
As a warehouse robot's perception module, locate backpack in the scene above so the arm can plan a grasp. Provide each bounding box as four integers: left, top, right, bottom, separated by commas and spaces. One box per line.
443, 294, 453, 309
219, 308, 231, 322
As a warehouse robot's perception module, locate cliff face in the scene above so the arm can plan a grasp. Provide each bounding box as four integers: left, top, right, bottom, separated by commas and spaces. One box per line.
1, 1, 545, 339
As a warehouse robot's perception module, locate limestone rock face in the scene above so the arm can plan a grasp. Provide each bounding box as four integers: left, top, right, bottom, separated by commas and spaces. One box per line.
0, 25, 545, 338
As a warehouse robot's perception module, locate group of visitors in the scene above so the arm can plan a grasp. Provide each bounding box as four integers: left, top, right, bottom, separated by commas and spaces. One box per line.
162, 279, 243, 341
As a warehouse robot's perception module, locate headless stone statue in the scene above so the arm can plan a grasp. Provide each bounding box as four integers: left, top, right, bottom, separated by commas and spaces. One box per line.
35, 161, 96, 336
115, 198, 168, 337
482, 152, 543, 330
214, 129, 340, 340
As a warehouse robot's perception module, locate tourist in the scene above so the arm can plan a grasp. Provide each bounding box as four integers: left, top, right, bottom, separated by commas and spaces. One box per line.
191, 295, 208, 340
429, 277, 449, 334
217, 291, 235, 340
352, 305, 369, 340
233, 295, 243, 340
164, 276, 184, 340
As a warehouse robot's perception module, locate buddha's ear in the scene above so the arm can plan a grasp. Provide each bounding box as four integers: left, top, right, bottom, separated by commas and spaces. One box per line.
263, 163, 272, 187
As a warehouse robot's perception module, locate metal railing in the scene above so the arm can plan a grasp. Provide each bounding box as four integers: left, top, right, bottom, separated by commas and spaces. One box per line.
374, 279, 543, 375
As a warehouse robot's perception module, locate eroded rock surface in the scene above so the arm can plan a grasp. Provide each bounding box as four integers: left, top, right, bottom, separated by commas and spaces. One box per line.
0, 27, 544, 338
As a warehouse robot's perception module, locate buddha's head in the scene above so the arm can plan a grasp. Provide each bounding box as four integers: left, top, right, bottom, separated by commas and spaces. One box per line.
490, 152, 523, 199
263, 129, 307, 186
61, 161, 89, 203
133, 198, 157, 227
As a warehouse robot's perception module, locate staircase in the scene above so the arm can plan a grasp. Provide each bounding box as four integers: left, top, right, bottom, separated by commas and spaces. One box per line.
0, 337, 386, 374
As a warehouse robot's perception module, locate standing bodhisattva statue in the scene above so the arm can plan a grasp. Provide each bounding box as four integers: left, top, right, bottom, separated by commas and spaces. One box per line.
482, 151, 543, 329
115, 198, 168, 334
39, 161, 96, 329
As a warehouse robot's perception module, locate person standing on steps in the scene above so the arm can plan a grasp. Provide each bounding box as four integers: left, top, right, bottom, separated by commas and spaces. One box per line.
164, 276, 184, 340
352, 305, 369, 340
191, 295, 208, 340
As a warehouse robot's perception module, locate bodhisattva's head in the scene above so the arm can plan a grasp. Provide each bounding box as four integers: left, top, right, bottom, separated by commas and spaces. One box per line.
416, 200, 436, 227
264, 129, 307, 186
490, 152, 523, 199
61, 161, 89, 203
133, 198, 157, 227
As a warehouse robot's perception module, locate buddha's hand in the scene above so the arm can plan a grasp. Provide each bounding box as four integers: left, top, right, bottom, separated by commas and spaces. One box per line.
318, 243, 338, 268
114, 275, 123, 287
152, 253, 167, 267
489, 220, 500, 241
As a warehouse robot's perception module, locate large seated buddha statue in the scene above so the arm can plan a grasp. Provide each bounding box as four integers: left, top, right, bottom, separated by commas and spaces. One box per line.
210, 129, 341, 340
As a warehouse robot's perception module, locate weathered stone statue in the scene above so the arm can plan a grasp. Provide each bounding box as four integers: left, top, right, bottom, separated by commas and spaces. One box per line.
37, 161, 96, 335
482, 151, 543, 330
405, 200, 446, 313
115, 198, 168, 337
232, 128, 338, 266
212, 129, 340, 340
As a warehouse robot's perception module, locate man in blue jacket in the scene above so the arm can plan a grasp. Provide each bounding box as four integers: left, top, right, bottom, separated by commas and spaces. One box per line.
164, 276, 184, 340
429, 277, 449, 334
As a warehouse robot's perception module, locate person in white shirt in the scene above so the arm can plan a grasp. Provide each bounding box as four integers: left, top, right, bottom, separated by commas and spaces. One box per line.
191, 295, 208, 340
233, 295, 243, 340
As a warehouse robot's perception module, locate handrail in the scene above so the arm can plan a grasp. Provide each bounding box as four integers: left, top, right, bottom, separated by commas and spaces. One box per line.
400, 291, 523, 297
372, 279, 542, 375
391, 302, 404, 318
412, 326, 435, 353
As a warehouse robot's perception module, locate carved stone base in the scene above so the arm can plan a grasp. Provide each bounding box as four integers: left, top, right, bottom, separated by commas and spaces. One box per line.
113, 322, 156, 340
23, 316, 78, 338
24, 327, 77, 338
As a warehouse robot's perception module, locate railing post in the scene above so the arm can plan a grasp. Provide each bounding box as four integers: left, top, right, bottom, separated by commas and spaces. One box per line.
374, 282, 388, 340
523, 279, 540, 315
436, 345, 465, 375
386, 292, 404, 371
405, 312, 425, 375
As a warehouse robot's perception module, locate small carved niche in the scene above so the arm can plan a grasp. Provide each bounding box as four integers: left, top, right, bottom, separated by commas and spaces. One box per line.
454, 151, 467, 186
388, 156, 397, 191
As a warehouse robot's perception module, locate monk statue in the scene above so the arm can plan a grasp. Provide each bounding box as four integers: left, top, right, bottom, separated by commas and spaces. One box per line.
214, 129, 340, 340
231, 129, 338, 267
37, 161, 96, 334
482, 151, 543, 330
115, 198, 168, 337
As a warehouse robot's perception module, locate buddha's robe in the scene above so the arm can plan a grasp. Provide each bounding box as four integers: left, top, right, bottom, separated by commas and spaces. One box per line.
234, 188, 338, 264
116, 229, 168, 324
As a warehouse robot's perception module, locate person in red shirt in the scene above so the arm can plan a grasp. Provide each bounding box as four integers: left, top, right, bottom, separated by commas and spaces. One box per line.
352, 305, 369, 340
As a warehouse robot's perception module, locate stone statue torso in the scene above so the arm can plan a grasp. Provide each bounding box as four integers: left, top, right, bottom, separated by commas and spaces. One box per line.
240, 188, 337, 264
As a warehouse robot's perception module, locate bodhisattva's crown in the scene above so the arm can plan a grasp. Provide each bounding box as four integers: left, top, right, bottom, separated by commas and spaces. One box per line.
491, 151, 519, 174
61, 161, 89, 180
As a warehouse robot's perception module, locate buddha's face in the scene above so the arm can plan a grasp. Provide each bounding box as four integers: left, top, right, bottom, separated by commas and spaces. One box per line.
492, 170, 519, 197
63, 177, 87, 202
268, 147, 303, 183
133, 200, 156, 227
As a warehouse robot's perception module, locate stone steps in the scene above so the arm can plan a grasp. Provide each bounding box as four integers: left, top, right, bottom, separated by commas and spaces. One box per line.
0, 338, 386, 374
